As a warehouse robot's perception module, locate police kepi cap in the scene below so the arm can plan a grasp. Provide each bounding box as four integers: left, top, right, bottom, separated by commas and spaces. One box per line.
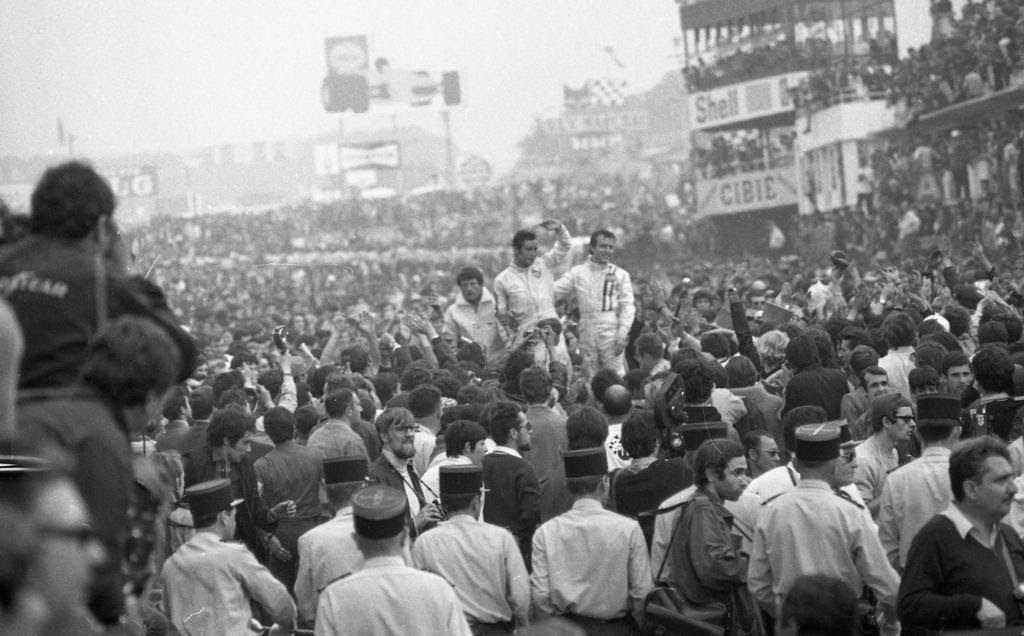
323, 456, 368, 485
915, 393, 960, 424
681, 421, 730, 452
564, 448, 608, 478
185, 479, 243, 520
439, 465, 483, 495
794, 424, 841, 461
352, 485, 408, 539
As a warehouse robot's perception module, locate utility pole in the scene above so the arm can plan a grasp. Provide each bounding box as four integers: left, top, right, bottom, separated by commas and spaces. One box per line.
441, 108, 455, 188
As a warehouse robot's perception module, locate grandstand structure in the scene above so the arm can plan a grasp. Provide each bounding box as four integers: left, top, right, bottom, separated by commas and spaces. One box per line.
677, 0, 900, 249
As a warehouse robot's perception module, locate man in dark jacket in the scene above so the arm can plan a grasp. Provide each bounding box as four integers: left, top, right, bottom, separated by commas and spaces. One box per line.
781, 333, 848, 419
184, 405, 294, 563
0, 161, 196, 390
19, 316, 182, 628
482, 400, 541, 566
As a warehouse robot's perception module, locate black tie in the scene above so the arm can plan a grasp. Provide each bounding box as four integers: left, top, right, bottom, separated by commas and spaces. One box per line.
406, 462, 428, 507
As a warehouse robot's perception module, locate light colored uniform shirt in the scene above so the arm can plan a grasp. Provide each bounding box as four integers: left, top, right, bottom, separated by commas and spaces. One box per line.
733, 464, 868, 556
294, 508, 362, 622
854, 434, 899, 512
877, 446, 952, 570
748, 480, 900, 615
412, 513, 531, 626
315, 555, 472, 636
307, 419, 368, 461
443, 287, 507, 364
531, 498, 653, 625
162, 531, 295, 636
493, 225, 572, 334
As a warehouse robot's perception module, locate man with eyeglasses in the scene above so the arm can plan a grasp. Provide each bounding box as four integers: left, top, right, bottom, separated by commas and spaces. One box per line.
482, 401, 541, 567
749, 424, 899, 632
0, 457, 106, 635
877, 394, 960, 573
367, 407, 445, 540
854, 393, 915, 518
742, 430, 782, 479
732, 407, 869, 556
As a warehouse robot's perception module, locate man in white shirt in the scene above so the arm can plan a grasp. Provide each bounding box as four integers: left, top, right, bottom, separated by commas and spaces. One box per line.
163, 479, 295, 636
316, 485, 472, 635
294, 457, 367, 625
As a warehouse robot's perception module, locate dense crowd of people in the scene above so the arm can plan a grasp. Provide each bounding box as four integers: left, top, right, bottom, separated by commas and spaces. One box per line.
692, 129, 795, 180
684, 37, 865, 92
5, 156, 1024, 636
796, 0, 1023, 116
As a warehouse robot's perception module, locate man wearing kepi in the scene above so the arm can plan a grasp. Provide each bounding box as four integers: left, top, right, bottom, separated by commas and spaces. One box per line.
162, 479, 296, 636
899, 436, 1024, 633
748, 424, 900, 632
294, 456, 368, 626
531, 446, 653, 634
554, 229, 635, 378
877, 393, 960, 572
412, 465, 531, 634
315, 484, 472, 636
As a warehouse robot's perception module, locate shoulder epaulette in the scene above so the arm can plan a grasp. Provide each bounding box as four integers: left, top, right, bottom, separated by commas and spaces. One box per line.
761, 492, 785, 507
319, 572, 352, 593
886, 462, 910, 475
832, 488, 865, 509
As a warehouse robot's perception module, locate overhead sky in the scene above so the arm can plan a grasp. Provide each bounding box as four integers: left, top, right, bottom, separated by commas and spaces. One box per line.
0, 1, 683, 173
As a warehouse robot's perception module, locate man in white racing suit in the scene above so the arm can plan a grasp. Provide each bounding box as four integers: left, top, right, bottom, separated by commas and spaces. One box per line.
554, 229, 635, 378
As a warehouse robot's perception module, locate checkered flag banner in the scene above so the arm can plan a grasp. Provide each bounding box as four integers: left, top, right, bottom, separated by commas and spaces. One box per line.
586, 78, 627, 107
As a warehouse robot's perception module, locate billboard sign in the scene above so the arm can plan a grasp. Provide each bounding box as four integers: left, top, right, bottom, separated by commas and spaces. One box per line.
540, 109, 648, 136
340, 141, 401, 170
101, 166, 158, 199
689, 71, 807, 131
696, 167, 798, 216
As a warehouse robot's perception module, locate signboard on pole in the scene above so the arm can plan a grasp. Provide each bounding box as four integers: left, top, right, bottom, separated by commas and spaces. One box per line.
458, 155, 492, 188
340, 142, 401, 170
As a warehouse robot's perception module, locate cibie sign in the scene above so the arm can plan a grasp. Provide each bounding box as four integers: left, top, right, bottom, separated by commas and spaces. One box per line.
696, 168, 798, 216
688, 71, 807, 131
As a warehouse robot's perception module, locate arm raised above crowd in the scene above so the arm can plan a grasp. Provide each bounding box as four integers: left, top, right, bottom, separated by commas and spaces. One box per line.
539, 219, 572, 276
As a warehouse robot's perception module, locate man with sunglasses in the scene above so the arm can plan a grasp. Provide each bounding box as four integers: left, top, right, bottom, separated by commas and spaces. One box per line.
749, 424, 899, 630
482, 401, 541, 567
877, 394, 960, 573
854, 393, 915, 518
742, 430, 782, 479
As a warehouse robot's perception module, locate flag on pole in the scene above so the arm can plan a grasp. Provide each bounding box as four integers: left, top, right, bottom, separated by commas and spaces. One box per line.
586, 78, 627, 107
